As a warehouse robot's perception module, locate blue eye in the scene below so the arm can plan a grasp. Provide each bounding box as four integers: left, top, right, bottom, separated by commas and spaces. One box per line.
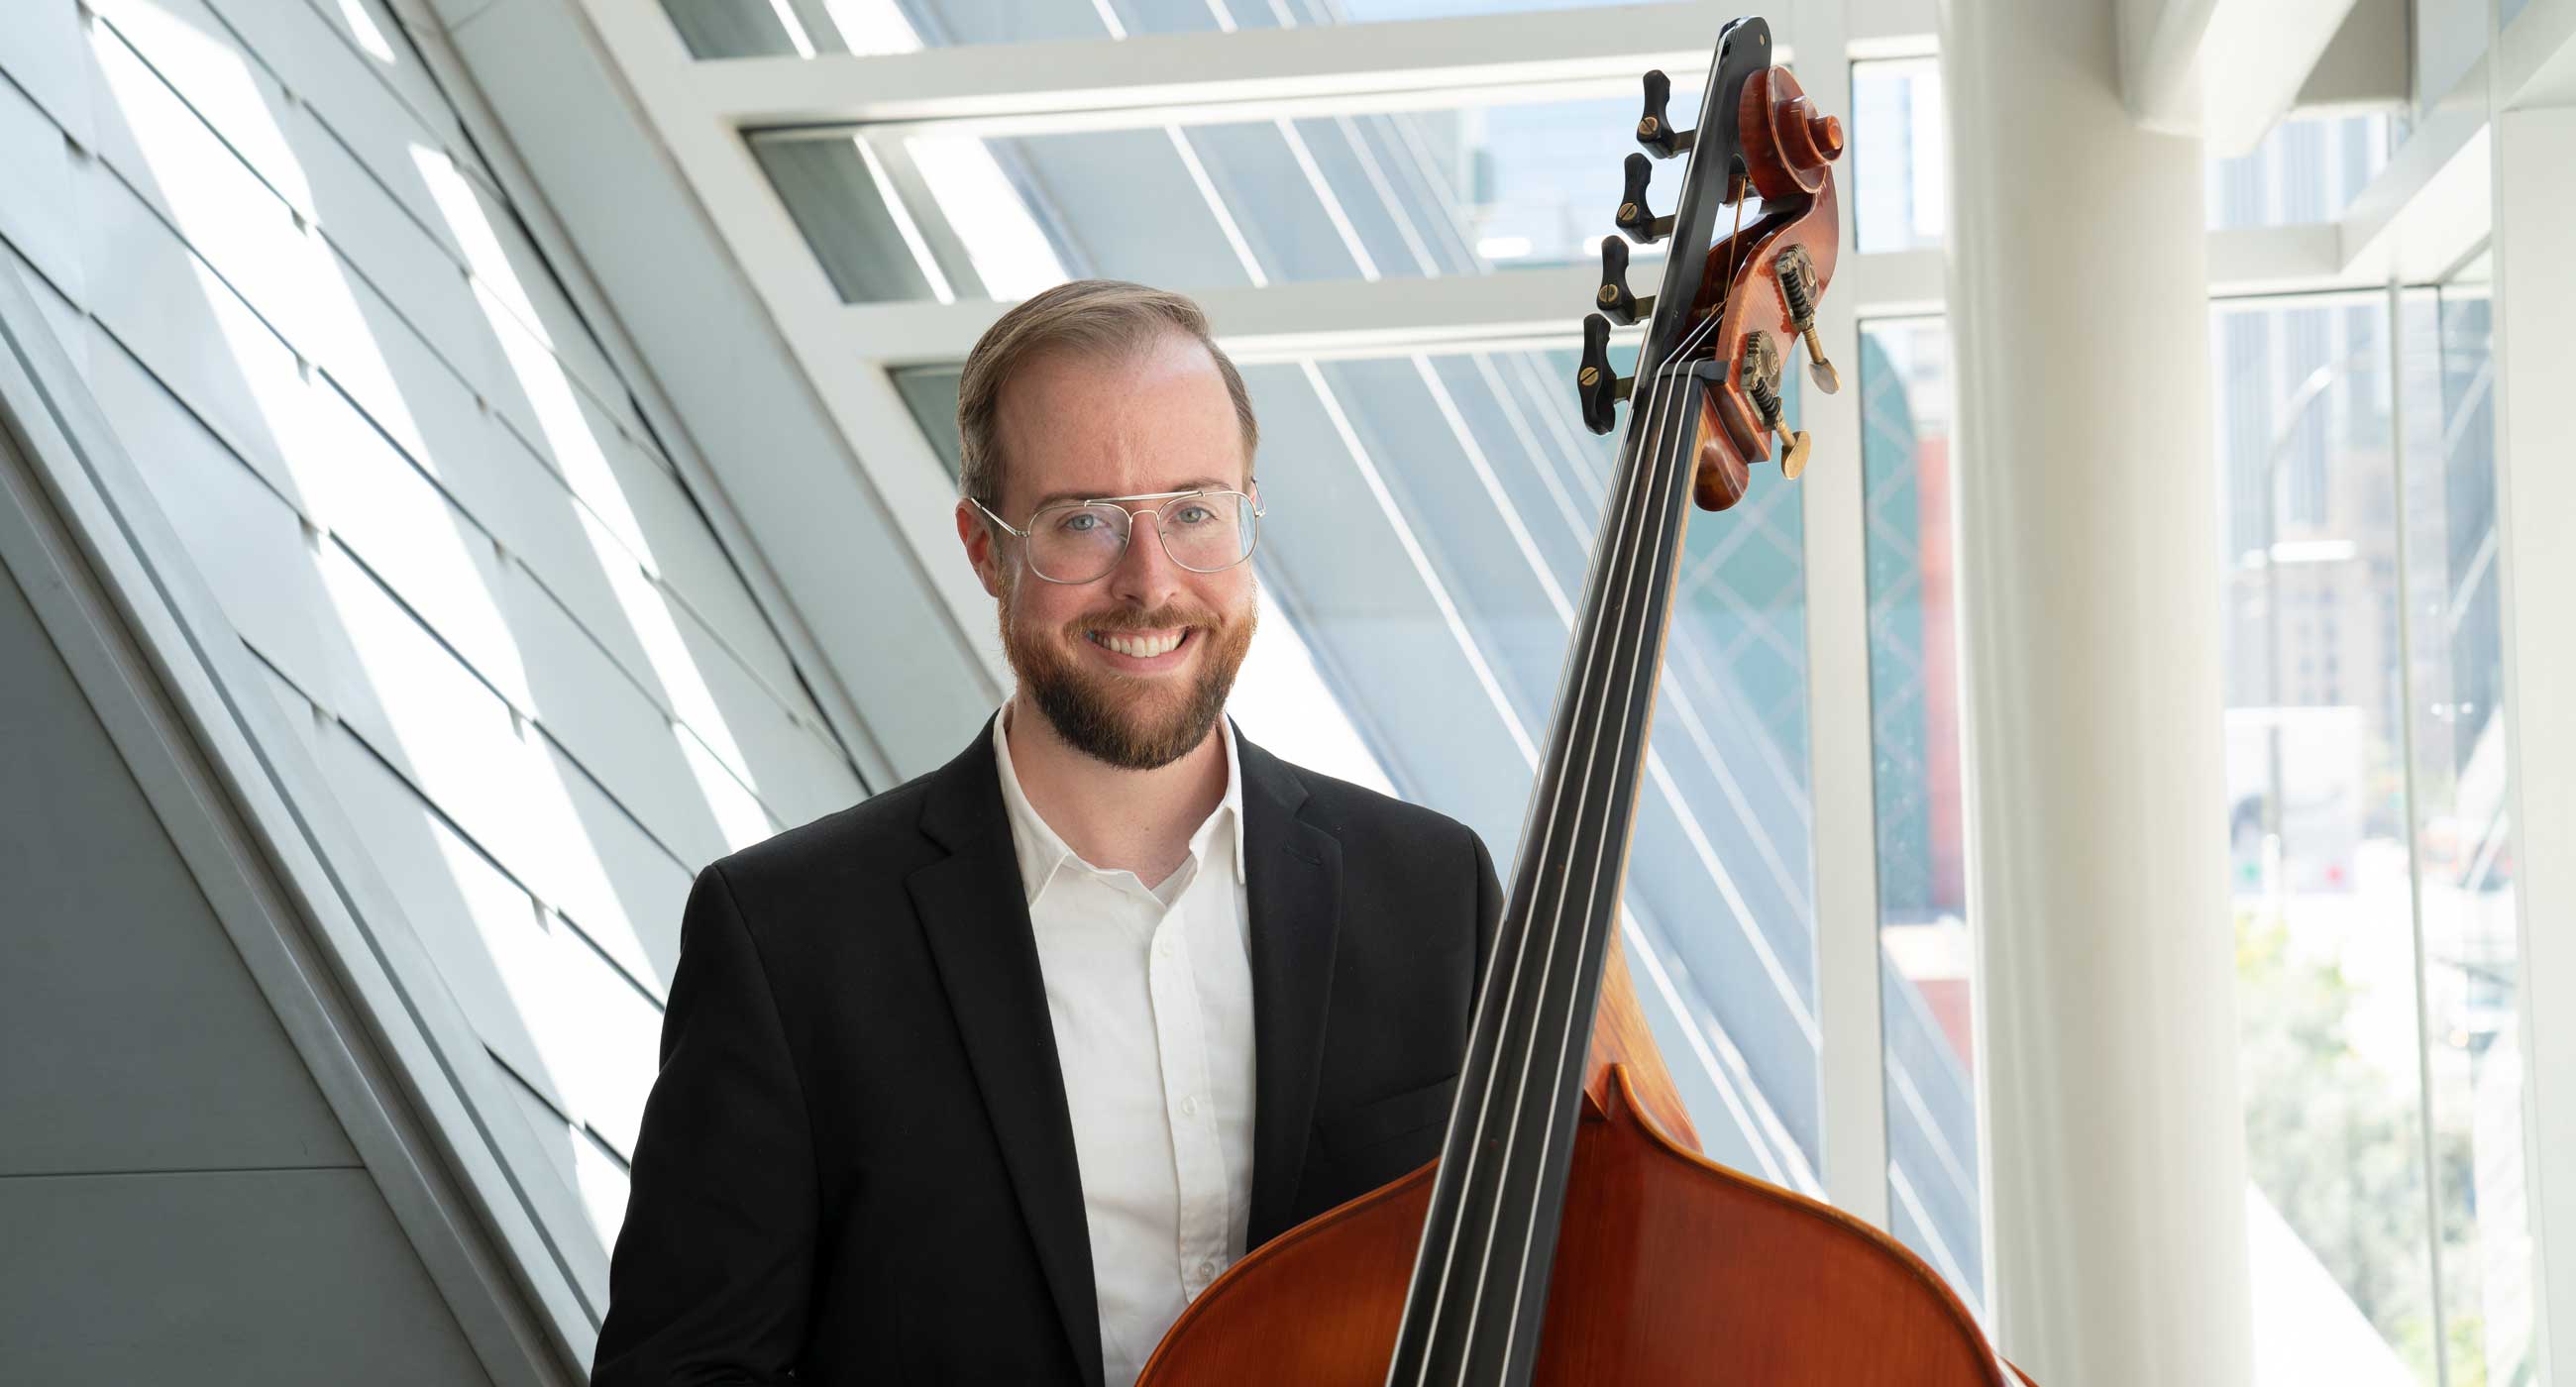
1058, 512, 1099, 533
1174, 505, 1215, 526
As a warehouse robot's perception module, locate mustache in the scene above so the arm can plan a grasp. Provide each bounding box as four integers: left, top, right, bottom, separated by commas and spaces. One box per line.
1072, 606, 1219, 633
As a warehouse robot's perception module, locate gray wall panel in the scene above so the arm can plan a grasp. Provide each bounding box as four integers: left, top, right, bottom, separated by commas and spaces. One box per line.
73, 157, 306, 489
0, 1169, 493, 1385
0, 78, 81, 309
249, 648, 328, 763
496, 1059, 631, 1276
2, 0, 890, 1344
69, 124, 827, 801
531, 733, 694, 989
83, 2, 486, 379
508, 905, 661, 1157
499, 554, 773, 868
70, 90, 805, 750
0, 0, 88, 149
445, 160, 647, 443
298, 536, 698, 981
292, 0, 481, 167
0, 557, 358, 1179
303, 701, 663, 1159
6, 247, 88, 379
584, 411, 813, 703
77, 322, 376, 732
441, 0, 995, 773
293, 700, 578, 1115
143, 0, 493, 226
670, 605, 868, 829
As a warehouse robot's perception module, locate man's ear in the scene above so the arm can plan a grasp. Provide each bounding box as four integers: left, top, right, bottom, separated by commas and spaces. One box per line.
956, 500, 1006, 599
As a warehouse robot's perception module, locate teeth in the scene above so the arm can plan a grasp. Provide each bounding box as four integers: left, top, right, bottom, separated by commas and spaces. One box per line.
1090, 629, 1184, 658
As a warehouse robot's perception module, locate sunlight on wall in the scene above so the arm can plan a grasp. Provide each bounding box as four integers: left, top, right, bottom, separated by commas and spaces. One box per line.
411, 147, 775, 852
63, 0, 810, 1249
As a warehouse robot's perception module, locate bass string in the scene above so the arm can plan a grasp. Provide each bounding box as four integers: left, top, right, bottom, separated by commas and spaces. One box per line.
1458, 305, 1725, 1382
1484, 300, 1727, 1383
1406, 287, 1732, 1382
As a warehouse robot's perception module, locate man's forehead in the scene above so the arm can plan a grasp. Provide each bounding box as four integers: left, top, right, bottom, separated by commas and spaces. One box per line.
995, 350, 1250, 509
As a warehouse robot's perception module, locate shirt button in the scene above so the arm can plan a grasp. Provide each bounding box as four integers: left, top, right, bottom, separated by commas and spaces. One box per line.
1198, 1259, 1218, 1279
1180, 1095, 1199, 1117
1156, 936, 1174, 959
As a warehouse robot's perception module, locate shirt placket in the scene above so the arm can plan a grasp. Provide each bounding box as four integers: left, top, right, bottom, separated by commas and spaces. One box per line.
1144, 867, 1229, 1299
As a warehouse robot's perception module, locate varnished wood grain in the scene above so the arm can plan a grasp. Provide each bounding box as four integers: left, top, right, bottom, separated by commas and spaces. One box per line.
1582, 930, 1699, 1150
1138, 1068, 2018, 1385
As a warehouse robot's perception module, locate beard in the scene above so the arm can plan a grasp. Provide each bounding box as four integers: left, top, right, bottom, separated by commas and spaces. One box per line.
997, 575, 1258, 772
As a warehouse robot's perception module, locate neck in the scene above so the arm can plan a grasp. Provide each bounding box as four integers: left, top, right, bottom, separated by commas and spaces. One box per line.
1002, 694, 1230, 886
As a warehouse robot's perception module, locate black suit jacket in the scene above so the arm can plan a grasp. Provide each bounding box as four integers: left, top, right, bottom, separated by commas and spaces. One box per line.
591, 712, 1501, 1386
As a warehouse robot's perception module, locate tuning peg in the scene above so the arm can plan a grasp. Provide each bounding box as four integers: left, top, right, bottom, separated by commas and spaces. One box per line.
1741, 332, 1813, 478
1775, 245, 1840, 394
1595, 237, 1654, 326
1636, 70, 1695, 160
1615, 153, 1674, 246
1575, 313, 1632, 436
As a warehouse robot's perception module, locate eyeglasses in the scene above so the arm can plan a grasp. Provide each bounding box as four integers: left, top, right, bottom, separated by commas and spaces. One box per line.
969, 487, 1264, 586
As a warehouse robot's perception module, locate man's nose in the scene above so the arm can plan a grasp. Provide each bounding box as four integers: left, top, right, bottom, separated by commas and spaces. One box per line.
1104, 510, 1187, 604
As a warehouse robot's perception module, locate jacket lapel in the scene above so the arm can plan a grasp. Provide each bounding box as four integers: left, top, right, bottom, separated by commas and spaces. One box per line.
1234, 722, 1344, 1248
907, 716, 1104, 1387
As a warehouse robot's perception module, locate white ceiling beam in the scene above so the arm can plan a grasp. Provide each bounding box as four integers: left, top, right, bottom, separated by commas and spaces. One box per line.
2117, 0, 2366, 152
2500, 0, 2576, 108
2198, 0, 2363, 155
2116, 0, 2221, 133
842, 264, 1616, 367
698, 2, 1760, 129
2340, 95, 2492, 279
2295, 0, 2405, 110
836, 225, 2360, 368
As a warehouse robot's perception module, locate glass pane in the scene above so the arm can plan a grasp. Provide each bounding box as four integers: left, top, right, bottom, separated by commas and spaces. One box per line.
897, 341, 1823, 1184
1851, 58, 1945, 255
2397, 276, 2539, 1387
754, 137, 942, 302
2205, 113, 2394, 231
2213, 295, 2439, 1384
1859, 316, 1983, 1316
661, 0, 1695, 58
752, 78, 1709, 302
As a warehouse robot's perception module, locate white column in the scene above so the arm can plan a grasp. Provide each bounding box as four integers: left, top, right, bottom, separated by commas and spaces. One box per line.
2489, 100, 2576, 1387
1935, 3, 2255, 1384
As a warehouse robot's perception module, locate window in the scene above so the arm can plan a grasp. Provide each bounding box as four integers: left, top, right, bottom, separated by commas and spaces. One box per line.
2214, 284, 2535, 1385
1859, 315, 1984, 1315
756, 79, 1708, 303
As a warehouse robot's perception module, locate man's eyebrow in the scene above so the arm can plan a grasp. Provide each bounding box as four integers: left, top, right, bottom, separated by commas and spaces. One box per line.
1027, 477, 1235, 509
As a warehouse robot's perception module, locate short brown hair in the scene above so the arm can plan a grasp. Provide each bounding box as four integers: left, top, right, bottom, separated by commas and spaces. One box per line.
955, 279, 1258, 515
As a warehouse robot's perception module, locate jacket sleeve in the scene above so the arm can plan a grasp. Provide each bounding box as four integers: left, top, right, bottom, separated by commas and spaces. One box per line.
591, 863, 818, 1387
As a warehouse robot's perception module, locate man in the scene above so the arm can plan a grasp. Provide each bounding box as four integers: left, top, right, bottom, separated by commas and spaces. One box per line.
592, 279, 1502, 1386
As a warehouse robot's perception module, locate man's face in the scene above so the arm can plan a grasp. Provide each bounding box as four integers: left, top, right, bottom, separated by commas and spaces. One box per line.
956, 332, 1259, 771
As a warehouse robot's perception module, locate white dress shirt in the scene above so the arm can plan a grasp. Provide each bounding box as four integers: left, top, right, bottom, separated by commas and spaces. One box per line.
992, 707, 1258, 1387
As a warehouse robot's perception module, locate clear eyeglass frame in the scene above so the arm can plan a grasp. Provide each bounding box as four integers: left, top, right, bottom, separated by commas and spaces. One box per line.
968, 486, 1265, 585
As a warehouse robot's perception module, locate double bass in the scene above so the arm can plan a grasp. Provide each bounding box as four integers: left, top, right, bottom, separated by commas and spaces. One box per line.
1139, 17, 2037, 1385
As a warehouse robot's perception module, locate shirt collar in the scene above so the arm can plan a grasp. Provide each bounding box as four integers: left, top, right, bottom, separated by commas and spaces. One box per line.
991, 703, 1248, 909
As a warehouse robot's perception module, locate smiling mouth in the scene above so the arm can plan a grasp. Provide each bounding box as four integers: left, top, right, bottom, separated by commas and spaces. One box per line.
1084, 627, 1195, 661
